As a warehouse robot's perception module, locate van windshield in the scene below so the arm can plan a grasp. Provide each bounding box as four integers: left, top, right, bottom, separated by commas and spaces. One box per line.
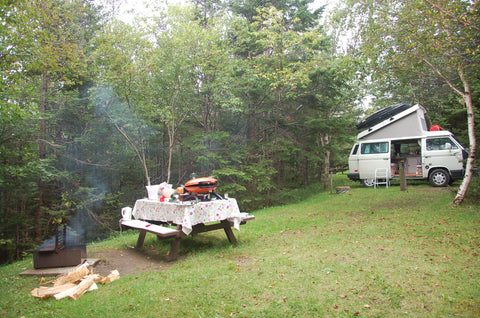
361, 142, 389, 154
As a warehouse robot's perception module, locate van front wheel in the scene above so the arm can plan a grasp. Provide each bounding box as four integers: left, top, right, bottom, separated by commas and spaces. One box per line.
362, 179, 375, 187
429, 169, 450, 187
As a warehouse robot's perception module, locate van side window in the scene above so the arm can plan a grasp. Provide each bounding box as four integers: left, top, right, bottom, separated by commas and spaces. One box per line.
352, 144, 359, 155
361, 142, 389, 154
426, 138, 458, 151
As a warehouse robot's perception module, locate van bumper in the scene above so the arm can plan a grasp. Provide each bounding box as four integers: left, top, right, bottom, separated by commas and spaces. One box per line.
450, 169, 465, 180
347, 172, 360, 181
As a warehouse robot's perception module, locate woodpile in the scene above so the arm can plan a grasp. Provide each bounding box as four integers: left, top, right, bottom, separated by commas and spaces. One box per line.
30, 262, 120, 300
335, 186, 351, 194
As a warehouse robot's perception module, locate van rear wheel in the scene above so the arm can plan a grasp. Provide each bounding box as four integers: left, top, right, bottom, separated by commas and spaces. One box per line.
429, 169, 450, 187
362, 179, 375, 187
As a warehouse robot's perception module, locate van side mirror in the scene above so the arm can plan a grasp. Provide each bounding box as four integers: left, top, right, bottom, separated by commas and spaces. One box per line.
445, 142, 452, 150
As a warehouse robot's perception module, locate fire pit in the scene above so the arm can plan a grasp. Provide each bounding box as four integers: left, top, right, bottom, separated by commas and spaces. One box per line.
33, 225, 86, 269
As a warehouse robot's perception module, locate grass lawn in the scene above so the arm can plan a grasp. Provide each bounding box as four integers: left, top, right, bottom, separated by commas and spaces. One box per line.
1, 176, 479, 317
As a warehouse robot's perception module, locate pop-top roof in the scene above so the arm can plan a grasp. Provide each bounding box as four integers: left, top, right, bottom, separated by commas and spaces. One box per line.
357, 104, 429, 140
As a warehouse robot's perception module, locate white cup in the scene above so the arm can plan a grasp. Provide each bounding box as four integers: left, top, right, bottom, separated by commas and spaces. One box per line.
121, 207, 132, 220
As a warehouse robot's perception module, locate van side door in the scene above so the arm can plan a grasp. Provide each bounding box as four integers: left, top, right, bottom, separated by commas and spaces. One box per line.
358, 141, 391, 179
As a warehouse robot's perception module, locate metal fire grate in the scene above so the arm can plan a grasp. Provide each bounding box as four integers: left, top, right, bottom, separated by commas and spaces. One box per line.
33, 224, 86, 269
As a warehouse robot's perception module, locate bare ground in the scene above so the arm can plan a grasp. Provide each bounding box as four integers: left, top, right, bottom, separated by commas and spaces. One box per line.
88, 247, 175, 277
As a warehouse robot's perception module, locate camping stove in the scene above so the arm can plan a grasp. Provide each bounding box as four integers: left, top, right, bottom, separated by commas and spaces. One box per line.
178, 177, 225, 202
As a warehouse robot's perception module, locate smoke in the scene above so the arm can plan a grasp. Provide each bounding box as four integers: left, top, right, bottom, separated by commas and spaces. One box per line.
36, 211, 87, 251
65, 210, 87, 246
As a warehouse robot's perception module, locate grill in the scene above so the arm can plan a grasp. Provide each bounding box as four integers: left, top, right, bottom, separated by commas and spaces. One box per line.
33, 225, 86, 269
180, 177, 224, 201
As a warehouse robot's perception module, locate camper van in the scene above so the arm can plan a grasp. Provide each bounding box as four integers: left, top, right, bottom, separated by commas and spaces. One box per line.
348, 103, 467, 187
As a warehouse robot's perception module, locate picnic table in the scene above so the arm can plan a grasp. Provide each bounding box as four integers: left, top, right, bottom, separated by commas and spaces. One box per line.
120, 198, 254, 261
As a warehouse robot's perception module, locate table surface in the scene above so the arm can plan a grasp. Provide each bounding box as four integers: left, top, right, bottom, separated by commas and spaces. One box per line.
132, 198, 242, 235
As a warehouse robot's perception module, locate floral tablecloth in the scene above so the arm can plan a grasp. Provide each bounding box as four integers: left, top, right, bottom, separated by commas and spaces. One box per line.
132, 198, 243, 235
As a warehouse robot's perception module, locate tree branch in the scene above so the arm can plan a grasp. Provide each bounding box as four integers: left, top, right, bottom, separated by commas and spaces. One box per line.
103, 99, 151, 185
424, 0, 480, 32
421, 58, 465, 97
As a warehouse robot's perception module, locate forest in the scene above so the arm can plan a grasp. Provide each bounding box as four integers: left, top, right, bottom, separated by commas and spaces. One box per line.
1, 0, 478, 264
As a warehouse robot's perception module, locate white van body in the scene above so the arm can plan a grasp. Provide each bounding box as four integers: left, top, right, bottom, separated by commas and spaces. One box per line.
348, 104, 466, 187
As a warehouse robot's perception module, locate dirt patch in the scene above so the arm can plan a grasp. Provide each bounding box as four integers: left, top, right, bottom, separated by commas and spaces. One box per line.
89, 247, 174, 277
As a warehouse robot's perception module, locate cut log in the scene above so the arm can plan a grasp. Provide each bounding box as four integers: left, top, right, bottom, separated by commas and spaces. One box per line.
54, 262, 91, 287
91, 274, 103, 284
68, 276, 96, 300
100, 270, 120, 284
53, 285, 78, 300
31, 283, 77, 299
53, 275, 95, 300
87, 282, 98, 292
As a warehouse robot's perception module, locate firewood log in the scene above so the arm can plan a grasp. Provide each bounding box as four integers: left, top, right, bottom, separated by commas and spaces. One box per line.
53, 285, 77, 300
100, 270, 120, 284
31, 283, 76, 299
68, 276, 96, 300
91, 274, 103, 284
54, 263, 91, 287
53, 275, 96, 300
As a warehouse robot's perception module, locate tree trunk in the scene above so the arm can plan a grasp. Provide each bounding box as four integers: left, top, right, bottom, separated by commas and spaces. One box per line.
323, 149, 331, 190
303, 157, 309, 185
167, 142, 173, 184
317, 162, 323, 183
452, 70, 476, 205
166, 116, 177, 184
246, 105, 257, 141
320, 134, 331, 190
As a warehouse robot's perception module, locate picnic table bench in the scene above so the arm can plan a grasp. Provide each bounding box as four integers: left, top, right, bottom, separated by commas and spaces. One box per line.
120, 199, 254, 261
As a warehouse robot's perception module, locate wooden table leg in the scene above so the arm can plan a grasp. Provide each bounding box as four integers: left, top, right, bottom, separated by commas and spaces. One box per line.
136, 230, 147, 249
222, 220, 237, 244
168, 235, 182, 261
167, 224, 183, 261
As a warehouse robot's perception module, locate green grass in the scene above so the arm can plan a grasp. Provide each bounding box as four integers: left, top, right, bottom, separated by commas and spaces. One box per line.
1, 176, 479, 317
